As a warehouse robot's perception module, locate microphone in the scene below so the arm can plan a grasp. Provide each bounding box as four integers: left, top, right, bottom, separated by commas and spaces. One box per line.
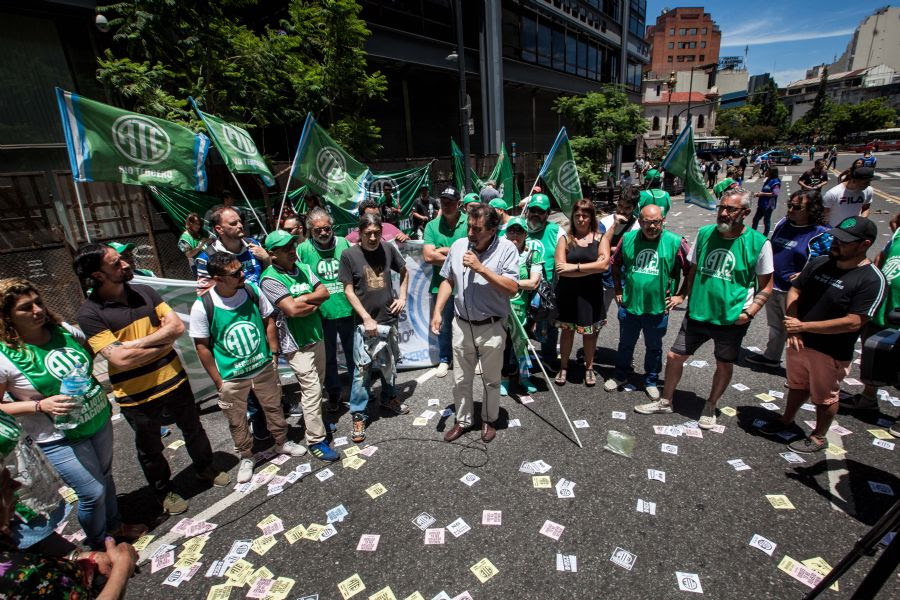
467, 240, 476, 252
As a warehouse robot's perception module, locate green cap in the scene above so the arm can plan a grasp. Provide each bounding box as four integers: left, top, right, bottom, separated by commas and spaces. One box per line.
489, 198, 509, 210
644, 169, 661, 181
527, 193, 551, 211
462, 192, 481, 205
262, 229, 298, 251
108, 242, 135, 254
505, 216, 527, 232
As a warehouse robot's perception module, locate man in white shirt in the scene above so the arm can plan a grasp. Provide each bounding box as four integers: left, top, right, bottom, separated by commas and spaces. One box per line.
822, 166, 874, 227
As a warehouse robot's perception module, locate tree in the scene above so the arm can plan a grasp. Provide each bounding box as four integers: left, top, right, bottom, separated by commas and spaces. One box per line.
829, 98, 897, 140
96, 0, 387, 158
553, 86, 648, 187
714, 104, 779, 147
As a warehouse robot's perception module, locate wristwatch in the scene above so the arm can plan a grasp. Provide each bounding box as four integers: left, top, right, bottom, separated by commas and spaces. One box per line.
741, 310, 753, 320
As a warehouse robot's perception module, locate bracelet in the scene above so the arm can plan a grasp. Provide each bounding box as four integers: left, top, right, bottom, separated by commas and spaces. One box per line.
741, 310, 753, 320
576, 264, 581, 272
35, 400, 42, 413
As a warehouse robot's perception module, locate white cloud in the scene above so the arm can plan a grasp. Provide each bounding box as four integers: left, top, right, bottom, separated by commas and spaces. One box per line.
770, 68, 811, 86
722, 27, 854, 47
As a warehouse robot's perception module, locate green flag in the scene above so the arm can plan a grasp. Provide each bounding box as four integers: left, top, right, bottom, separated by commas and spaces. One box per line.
290, 113, 368, 209
508, 310, 533, 380
538, 128, 582, 215
450, 138, 466, 193
190, 98, 275, 187
661, 123, 715, 210
472, 143, 520, 207
55, 88, 210, 191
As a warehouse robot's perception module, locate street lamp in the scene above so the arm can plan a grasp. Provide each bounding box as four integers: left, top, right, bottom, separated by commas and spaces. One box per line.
663, 71, 677, 143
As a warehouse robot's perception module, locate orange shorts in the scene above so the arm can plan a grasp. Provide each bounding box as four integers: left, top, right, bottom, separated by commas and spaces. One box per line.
785, 346, 851, 405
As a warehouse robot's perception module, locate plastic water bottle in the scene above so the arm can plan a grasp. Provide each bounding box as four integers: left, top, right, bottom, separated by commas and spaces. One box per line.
55, 366, 89, 430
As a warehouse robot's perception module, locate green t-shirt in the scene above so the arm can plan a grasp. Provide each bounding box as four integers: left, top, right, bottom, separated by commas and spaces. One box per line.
206, 283, 271, 380
525, 221, 560, 282
688, 225, 767, 325
637, 189, 671, 217
620, 229, 682, 315
0, 325, 110, 442
875, 229, 900, 329
260, 264, 324, 348
297, 237, 353, 320
423, 212, 468, 294
178, 231, 201, 250
510, 248, 543, 322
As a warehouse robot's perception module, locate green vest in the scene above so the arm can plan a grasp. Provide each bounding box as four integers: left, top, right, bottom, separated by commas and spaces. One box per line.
638, 189, 671, 217
621, 229, 682, 316
261, 264, 324, 348
424, 212, 468, 293
297, 237, 353, 320
689, 225, 767, 325
179, 231, 201, 250
0, 326, 110, 442
510, 249, 540, 322
526, 221, 560, 282
207, 284, 271, 380
875, 228, 900, 328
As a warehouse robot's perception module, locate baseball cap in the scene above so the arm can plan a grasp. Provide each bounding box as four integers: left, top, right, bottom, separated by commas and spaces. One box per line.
644, 169, 661, 181
850, 166, 875, 180
439, 186, 459, 200
489, 198, 509, 210
108, 242, 135, 254
462, 192, 481, 206
505, 216, 527, 232
262, 229, 298, 251
831, 216, 877, 243
527, 193, 551, 211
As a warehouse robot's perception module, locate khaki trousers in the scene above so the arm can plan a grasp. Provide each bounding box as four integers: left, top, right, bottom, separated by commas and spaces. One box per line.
452, 318, 505, 427
219, 364, 287, 457
286, 342, 327, 444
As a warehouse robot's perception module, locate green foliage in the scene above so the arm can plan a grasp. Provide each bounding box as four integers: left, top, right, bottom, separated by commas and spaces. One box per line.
828, 98, 896, 140
96, 0, 387, 157
553, 86, 648, 187
714, 104, 779, 147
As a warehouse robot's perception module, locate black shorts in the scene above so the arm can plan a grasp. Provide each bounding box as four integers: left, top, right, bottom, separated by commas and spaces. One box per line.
671, 317, 750, 363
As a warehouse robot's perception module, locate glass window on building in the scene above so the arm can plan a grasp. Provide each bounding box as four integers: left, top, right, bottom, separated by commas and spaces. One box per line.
627, 61, 641, 90
668, 42, 674, 49
652, 116, 660, 130
689, 28, 697, 35
669, 28, 674, 35
537, 21, 551, 67
521, 14, 537, 62
699, 54, 704, 61
686, 55, 695, 62
588, 45, 598, 79
677, 55, 685, 62
679, 28, 686, 35
672, 115, 679, 130
698, 114, 705, 128
552, 27, 565, 70
701, 41, 706, 48
577, 39, 588, 78
702, 27, 707, 34
667, 55, 673, 62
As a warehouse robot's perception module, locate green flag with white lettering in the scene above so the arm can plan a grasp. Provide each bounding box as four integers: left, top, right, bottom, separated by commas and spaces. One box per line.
661, 123, 715, 210
190, 98, 275, 187
538, 128, 582, 215
55, 88, 210, 191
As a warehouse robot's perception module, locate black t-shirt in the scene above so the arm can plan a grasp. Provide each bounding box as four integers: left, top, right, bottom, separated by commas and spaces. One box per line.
338, 242, 405, 324
413, 197, 439, 227
793, 255, 886, 360
798, 168, 828, 188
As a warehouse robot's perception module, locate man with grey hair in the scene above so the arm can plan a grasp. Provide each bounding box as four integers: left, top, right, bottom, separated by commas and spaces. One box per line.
635, 187, 774, 429
297, 207, 356, 413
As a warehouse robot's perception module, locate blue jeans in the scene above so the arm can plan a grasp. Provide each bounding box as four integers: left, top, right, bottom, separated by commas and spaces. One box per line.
433, 294, 454, 364
39, 420, 120, 550
348, 329, 396, 419
323, 315, 356, 400
613, 307, 668, 387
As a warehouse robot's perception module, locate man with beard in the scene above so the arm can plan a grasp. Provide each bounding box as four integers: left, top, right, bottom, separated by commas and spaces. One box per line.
379, 182, 402, 226
74, 244, 229, 515
524, 193, 565, 367
760, 217, 885, 453
411, 185, 439, 239
798, 159, 829, 193
297, 208, 356, 413
635, 188, 774, 429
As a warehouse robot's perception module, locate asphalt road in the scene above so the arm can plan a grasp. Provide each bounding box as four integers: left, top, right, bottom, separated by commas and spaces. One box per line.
85, 162, 900, 600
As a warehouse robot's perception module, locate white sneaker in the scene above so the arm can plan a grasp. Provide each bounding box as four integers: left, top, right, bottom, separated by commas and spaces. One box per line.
603, 378, 621, 392
237, 458, 255, 484
275, 441, 307, 457
435, 362, 450, 378
634, 400, 673, 415
698, 415, 717, 430
475, 360, 483, 375
645, 386, 660, 400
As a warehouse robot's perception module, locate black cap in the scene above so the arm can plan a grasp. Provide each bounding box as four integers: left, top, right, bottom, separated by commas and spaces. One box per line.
851, 166, 875, 180
439, 186, 459, 200
831, 216, 877, 243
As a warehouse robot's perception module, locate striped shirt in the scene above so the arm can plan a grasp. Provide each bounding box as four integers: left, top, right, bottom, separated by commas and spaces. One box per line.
76, 284, 187, 407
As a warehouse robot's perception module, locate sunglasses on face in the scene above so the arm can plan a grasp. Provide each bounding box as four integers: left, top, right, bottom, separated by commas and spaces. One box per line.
225, 267, 244, 278
716, 205, 742, 214
787, 203, 805, 211
313, 226, 333, 234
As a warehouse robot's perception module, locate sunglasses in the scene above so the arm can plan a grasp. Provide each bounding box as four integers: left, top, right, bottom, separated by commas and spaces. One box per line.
787, 203, 805, 211
224, 267, 244, 278
716, 205, 743, 214
313, 226, 333, 234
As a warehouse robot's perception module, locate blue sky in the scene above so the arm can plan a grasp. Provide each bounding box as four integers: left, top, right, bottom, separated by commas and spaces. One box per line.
644, 1, 891, 85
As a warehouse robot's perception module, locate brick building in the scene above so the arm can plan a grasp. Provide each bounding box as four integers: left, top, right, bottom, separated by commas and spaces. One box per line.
644, 7, 720, 75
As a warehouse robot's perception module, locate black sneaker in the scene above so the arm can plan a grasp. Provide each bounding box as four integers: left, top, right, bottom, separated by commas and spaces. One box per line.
745, 353, 781, 368
325, 397, 341, 413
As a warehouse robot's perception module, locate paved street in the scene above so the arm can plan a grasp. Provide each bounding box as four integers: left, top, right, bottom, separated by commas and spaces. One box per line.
85, 157, 899, 600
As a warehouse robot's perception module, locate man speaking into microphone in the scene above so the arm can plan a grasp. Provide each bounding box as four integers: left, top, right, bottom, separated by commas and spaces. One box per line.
431, 205, 520, 443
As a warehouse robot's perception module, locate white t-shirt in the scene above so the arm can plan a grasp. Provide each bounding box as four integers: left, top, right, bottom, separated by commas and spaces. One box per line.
822, 183, 873, 227
688, 234, 774, 310
0, 323, 85, 444
189, 286, 274, 339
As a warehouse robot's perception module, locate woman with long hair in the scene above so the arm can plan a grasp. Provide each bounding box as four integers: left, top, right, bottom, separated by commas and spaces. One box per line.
752, 166, 781, 236
838, 158, 865, 183
553, 199, 611, 386
0, 278, 146, 550
177, 212, 208, 277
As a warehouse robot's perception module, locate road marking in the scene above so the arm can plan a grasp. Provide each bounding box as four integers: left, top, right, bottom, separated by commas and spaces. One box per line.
886, 171, 900, 179
781, 175, 793, 182
671, 211, 682, 217
415, 368, 437, 384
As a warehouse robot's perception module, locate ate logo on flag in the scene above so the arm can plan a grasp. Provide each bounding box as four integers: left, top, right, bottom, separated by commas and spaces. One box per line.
557, 160, 581, 195
316, 147, 346, 184
368, 178, 398, 200
221, 124, 258, 157
112, 115, 172, 165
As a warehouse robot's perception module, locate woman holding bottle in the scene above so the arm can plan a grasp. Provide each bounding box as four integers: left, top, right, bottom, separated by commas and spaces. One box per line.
0, 278, 146, 550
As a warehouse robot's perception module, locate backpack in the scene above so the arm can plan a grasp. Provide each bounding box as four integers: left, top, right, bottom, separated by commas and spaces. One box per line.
524, 250, 558, 323
200, 283, 260, 330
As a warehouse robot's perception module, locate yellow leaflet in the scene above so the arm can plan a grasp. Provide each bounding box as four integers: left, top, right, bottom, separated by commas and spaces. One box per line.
337, 573, 366, 599
368, 586, 398, 600
470, 558, 499, 583
532, 476, 552, 488
206, 584, 232, 600
284, 524, 307, 544
248, 566, 275, 586
259, 464, 280, 476
132, 534, 154, 551
251, 534, 278, 556
719, 407, 737, 417
366, 483, 387, 499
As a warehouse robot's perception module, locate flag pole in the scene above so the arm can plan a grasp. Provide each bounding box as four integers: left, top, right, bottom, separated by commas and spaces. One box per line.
228, 172, 268, 235
73, 181, 92, 242
277, 113, 313, 227
276, 148, 300, 228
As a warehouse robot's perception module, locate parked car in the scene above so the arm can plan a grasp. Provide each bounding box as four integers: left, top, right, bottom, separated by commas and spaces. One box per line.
756, 150, 802, 165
